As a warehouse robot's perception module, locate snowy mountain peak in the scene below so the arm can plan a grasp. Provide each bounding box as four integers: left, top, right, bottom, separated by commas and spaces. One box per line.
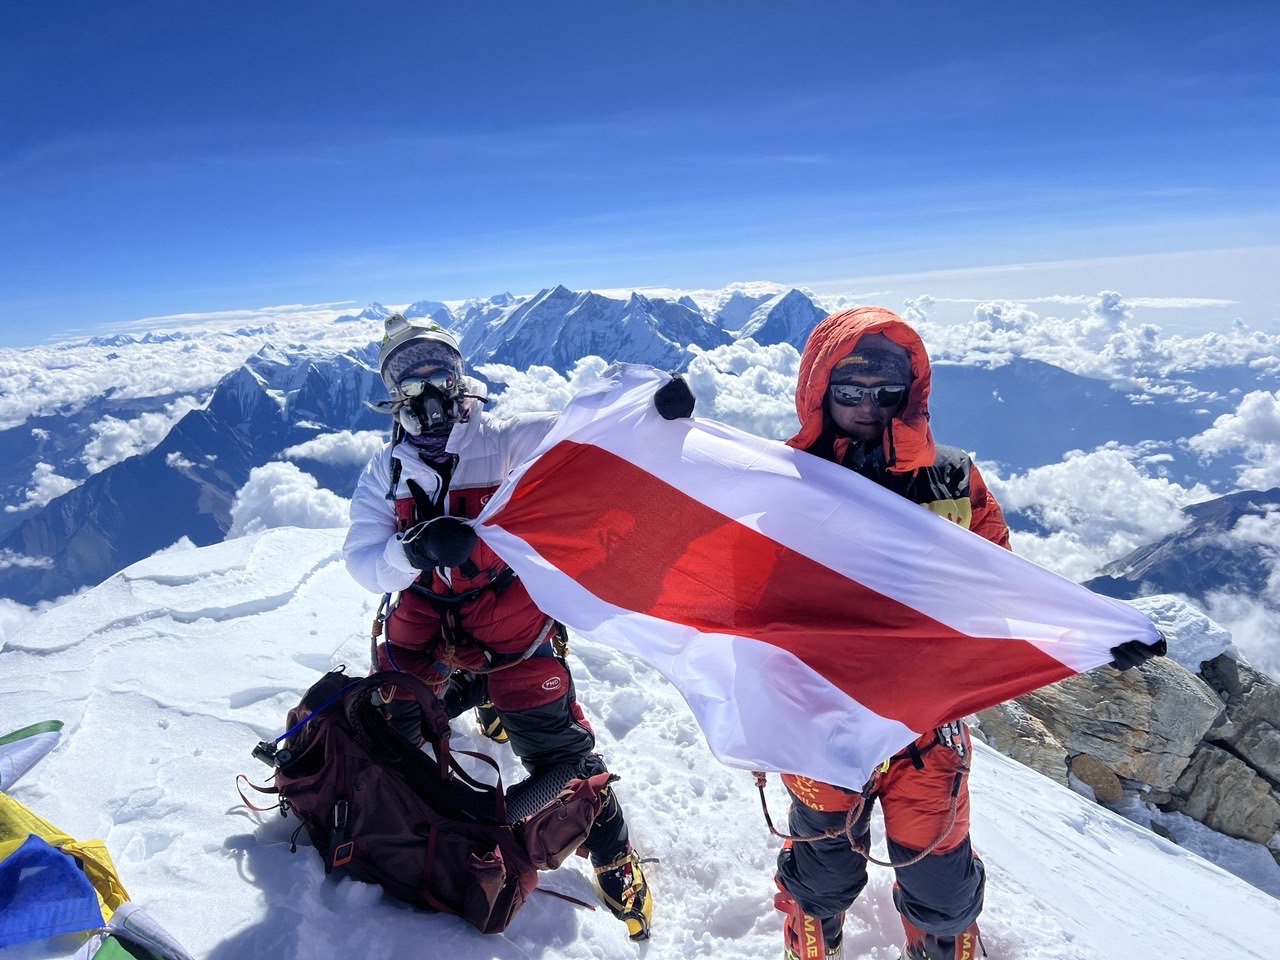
711, 284, 788, 332
86, 333, 139, 347
462, 285, 729, 374
544, 284, 577, 302
233, 322, 279, 337
207, 362, 276, 427
335, 301, 392, 324
449, 292, 528, 344
140, 330, 193, 344
510, 285, 578, 319
403, 299, 456, 326
735, 288, 827, 347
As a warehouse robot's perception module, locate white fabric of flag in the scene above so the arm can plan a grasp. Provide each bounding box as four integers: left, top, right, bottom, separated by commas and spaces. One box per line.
475, 365, 1160, 788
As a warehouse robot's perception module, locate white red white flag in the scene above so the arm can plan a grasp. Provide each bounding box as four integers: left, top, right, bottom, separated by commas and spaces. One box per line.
475, 365, 1160, 788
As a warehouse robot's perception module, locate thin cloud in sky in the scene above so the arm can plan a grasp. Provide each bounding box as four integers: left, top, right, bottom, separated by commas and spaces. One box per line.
133, 301, 358, 323
800, 246, 1278, 333
808, 245, 1280, 288
921, 295, 1239, 308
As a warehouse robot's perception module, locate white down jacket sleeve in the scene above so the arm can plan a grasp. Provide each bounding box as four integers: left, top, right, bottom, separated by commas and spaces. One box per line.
341, 411, 557, 595
342, 446, 420, 594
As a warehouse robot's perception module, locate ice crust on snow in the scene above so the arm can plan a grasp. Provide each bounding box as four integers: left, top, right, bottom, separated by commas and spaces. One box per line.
2, 526, 1279, 959
1130, 594, 1245, 672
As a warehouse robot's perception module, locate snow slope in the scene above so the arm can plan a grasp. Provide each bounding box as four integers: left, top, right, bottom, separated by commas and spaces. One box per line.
1, 528, 1277, 960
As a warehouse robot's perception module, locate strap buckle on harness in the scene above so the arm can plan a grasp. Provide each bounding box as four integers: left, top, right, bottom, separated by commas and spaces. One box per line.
935, 720, 967, 759
407, 564, 517, 606
859, 756, 892, 797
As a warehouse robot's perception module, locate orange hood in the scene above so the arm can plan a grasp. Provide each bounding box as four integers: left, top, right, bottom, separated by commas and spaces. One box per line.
787, 306, 935, 472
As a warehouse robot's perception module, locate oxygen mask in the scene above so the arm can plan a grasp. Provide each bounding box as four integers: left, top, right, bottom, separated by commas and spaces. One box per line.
395, 370, 460, 436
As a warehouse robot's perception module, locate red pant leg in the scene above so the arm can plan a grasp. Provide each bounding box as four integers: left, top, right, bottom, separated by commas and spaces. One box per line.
880, 728, 985, 938
878, 730, 971, 854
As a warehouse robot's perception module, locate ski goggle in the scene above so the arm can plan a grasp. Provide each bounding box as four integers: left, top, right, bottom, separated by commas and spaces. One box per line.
396, 370, 458, 401
828, 383, 909, 409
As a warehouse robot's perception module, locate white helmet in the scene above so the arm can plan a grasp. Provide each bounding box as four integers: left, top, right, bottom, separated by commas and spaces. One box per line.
377, 313, 463, 396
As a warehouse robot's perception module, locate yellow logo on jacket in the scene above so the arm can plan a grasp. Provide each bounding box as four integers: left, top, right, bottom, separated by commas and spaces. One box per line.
923, 497, 972, 529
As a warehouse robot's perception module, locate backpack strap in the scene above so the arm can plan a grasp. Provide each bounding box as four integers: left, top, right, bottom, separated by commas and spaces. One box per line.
358, 671, 451, 739
450, 748, 508, 824
405, 478, 441, 524
236, 774, 283, 811
386, 419, 405, 507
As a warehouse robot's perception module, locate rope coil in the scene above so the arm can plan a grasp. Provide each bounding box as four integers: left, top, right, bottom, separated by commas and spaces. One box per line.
752, 758, 970, 869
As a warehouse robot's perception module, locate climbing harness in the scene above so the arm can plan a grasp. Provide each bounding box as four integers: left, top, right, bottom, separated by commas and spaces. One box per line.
753, 723, 971, 869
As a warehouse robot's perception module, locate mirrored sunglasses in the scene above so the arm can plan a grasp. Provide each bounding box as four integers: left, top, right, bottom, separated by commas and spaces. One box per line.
829, 383, 909, 409
397, 370, 458, 399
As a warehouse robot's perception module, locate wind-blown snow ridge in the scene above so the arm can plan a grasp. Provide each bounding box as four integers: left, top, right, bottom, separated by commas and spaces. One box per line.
1, 526, 1277, 960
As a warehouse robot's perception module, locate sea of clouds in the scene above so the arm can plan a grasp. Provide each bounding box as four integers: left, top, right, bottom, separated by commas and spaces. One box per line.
2, 288, 1277, 670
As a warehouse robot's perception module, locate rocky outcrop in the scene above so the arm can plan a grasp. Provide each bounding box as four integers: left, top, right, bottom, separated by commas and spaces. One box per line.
1069, 754, 1124, 804
1016, 656, 1223, 792
974, 701, 1069, 786
1166, 744, 1280, 845
1200, 654, 1280, 787
1151, 653, 1280, 850
987, 633, 1280, 869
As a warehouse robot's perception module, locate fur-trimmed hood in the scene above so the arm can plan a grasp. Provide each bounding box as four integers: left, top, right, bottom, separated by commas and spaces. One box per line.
787, 306, 935, 473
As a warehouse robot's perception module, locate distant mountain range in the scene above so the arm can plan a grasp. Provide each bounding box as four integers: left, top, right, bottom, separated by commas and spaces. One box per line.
0, 284, 1261, 604
335, 284, 829, 373
0, 392, 204, 541
0, 346, 384, 604
458, 285, 730, 372
1087, 488, 1280, 605
928, 357, 1221, 479
82, 324, 278, 347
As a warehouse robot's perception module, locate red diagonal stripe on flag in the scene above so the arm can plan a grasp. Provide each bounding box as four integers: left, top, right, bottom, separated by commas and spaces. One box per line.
486, 440, 1073, 731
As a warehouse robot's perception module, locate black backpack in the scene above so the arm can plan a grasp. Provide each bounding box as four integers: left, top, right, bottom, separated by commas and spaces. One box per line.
249, 668, 610, 933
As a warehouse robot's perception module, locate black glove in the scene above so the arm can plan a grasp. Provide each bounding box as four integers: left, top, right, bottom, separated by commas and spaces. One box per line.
401, 516, 478, 569
401, 532, 436, 570
654, 375, 696, 420
1110, 635, 1168, 671
440, 671, 488, 719
382, 699, 424, 745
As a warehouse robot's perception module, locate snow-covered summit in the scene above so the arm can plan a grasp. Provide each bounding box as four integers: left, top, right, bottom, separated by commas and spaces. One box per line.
403, 299, 456, 326
1130, 594, 1245, 672
2, 526, 1277, 959
588, 281, 820, 330
335, 301, 394, 324
460, 285, 729, 374
206, 344, 383, 432
735, 288, 829, 347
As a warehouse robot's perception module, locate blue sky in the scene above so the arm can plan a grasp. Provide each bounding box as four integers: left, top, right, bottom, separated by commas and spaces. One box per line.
1, 0, 1277, 344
